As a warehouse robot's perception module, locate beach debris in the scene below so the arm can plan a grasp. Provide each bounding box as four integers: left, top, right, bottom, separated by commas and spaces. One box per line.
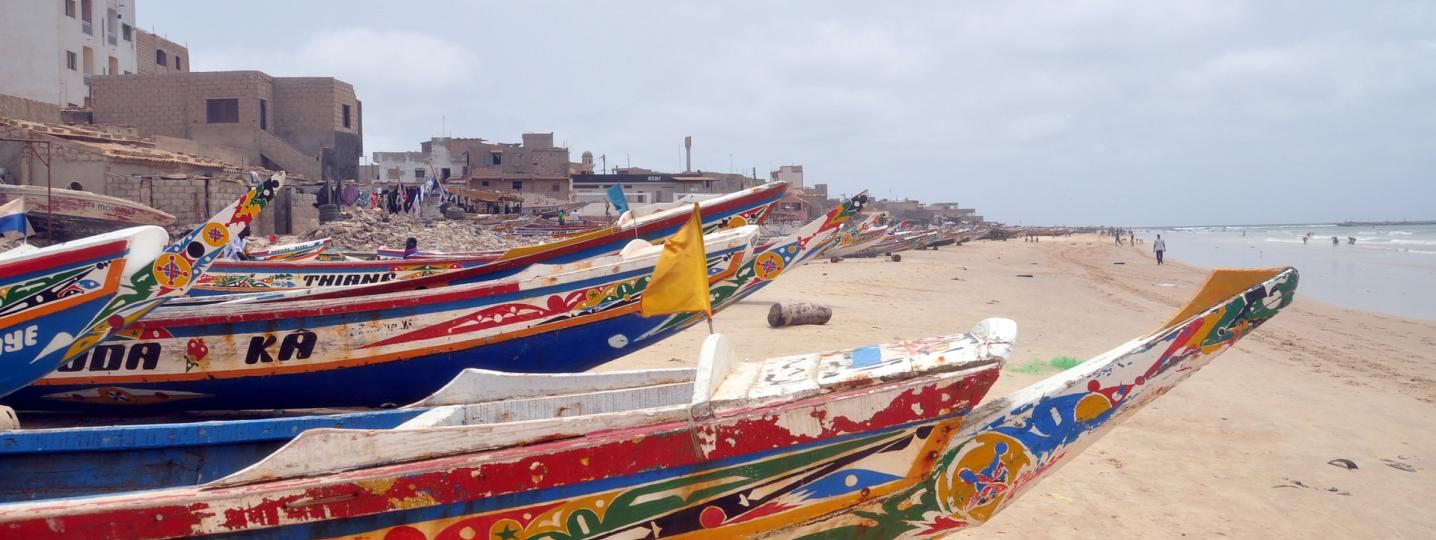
889, 254, 902, 262
1016, 274, 1034, 278
1327, 458, 1359, 470
1274, 478, 1351, 495
1112, 261, 1126, 265
768, 303, 833, 327
277, 207, 536, 253
1382, 458, 1418, 473
1156, 283, 1179, 288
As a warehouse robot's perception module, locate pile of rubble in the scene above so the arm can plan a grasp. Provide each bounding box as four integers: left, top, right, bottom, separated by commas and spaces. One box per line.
262, 208, 539, 253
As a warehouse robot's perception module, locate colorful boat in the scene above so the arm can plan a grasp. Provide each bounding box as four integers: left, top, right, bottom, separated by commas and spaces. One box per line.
8, 226, 759, 410
0, 173, 282, 398
10, 194, 864, 411
243, 238, 331, 262
0, 367, 691, 502
781, 267, 1300, 537
0, 183, 175, 239
824, 215, 892, 259
0, 317, 1018, 538
188, 181, 786, 296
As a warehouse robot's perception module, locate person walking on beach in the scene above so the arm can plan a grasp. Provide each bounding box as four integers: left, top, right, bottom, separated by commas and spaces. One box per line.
1332, 236, 1339, 246
1153, 234, 1167, 265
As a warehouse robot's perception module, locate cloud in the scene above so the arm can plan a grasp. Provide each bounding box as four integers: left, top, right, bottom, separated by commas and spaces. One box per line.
197, 28, 474, 95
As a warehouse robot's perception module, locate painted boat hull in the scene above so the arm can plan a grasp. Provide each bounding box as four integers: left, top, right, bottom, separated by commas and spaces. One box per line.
188, 182, 786, 296
782, 267, 1301, 537
9, 234, 758, 410
0, 320, 1011, 539
9, 195, 864, 411
245, 238, 331, 262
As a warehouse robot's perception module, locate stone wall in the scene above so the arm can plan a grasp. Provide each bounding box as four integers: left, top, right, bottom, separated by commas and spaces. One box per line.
0, 94, 61, 123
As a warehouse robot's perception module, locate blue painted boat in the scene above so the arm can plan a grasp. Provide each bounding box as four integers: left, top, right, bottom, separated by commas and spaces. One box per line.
186, 181, 786, 296
0, 172, 283, 398
0, 367, 693, 502
7, 194, 864, 411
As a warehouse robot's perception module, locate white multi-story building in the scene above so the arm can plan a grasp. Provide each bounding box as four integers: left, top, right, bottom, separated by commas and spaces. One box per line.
0, 0, 139, 107
770, 165, 805, 190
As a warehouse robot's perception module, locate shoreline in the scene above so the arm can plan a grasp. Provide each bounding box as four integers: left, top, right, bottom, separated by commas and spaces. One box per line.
603, 233, 1436, 538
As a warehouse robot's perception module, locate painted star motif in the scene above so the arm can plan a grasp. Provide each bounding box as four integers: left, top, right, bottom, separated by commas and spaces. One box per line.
494, 524, 519, 540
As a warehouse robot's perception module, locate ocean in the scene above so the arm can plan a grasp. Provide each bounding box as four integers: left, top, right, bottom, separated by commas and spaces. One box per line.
1150, 223, 1436, 321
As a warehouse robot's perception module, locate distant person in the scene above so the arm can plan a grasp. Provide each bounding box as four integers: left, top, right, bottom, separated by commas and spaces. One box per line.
1302, 234, 1309, 245
226, 225, 252, 261
557, 209, 566, 226
1348, 236, 1356, 245
1332, 236, 1339, 246
402, 237, 418, 259
1153, 234, 1167, 265
1129, 231, 1135, 245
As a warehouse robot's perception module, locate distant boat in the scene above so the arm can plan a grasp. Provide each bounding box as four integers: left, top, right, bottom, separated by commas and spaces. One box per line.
0, 184, 175, 239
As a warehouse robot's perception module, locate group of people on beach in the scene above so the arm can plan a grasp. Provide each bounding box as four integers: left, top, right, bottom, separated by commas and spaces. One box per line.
1301, 233, 1357, 246
1103, 227, 1165, 265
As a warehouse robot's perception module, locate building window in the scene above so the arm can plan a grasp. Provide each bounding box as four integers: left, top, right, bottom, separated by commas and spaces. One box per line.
481, 180, 490, 187
259, 99, 268, 130
342, 104, 351, 128
155, 49, 167, 66
491, 152, 502, 165
205, 98, 239, 123
551, 183, 560, 192
174, 55, 182, 70
386, 168, 400, 180
65, 51, 77, 71
440, 168, 450, 180
64, 0, 76, 18
512, 181, 523, 190
414, 168, 426, 179
122, 23, 131, 41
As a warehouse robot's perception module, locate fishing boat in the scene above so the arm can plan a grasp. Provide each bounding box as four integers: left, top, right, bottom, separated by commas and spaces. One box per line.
0, 317, 1017, 538
188, 181, 786, 296
0, 173, 283, 398
9, 194, 865, 411
0, 367, 692, 502
0, 183, 175, 239
243, 238, 330, 262
782, 267, 1301, 537
0, 266, 1298, 538
8, 226, 759, 410
824, 215, 892, 259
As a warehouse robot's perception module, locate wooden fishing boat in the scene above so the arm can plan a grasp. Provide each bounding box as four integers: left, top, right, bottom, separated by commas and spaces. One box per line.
825, 217, 892, 259
188, 181, 786, 296
243, 238, 330, 262
7, 227, 759, 410
0, 317, 1018, 539
0, 227, 165, 396
373, 247, 502, 260
781, 267, 1300, 537
0, 183, 175, 239
0, 367, 691, 502
0, 173, 283, 398
9, 194, 865, 411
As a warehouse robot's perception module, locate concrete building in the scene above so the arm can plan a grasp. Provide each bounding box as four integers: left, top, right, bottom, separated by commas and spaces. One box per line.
770, 165, 804, 190
136, 30, 188, 75
373, 133, 570, 205
90, 71, 363, 180
0, 115, 317, 233
0, 0, 139, 108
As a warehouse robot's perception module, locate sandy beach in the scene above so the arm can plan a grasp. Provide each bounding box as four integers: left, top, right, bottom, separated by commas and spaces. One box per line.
603, 234, 1436, 538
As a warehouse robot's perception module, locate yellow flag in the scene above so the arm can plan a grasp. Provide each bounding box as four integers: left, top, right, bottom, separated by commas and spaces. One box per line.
640, 204, 713, 318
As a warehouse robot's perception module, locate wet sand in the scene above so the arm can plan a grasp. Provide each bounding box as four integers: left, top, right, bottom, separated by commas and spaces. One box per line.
603, 233, 1436, 538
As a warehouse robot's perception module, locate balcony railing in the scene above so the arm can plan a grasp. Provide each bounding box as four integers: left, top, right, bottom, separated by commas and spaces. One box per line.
81, 20, 92, 35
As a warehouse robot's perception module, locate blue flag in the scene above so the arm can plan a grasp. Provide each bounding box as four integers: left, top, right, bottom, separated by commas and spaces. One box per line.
0, 198, 32, 240
606, 183, 630, 214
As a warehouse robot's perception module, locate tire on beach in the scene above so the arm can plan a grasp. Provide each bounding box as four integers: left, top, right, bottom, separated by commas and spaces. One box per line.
318, 203, 341, 223
890, 253, 902, 262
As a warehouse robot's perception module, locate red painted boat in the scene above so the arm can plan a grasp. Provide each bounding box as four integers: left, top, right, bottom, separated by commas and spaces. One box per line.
0, 184, 175, 239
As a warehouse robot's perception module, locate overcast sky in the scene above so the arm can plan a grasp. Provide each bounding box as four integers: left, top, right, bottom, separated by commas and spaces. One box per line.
140, 0, 1435, 226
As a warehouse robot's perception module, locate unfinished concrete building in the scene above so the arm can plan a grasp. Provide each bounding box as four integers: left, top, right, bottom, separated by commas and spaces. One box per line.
90, 71, 363, 180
